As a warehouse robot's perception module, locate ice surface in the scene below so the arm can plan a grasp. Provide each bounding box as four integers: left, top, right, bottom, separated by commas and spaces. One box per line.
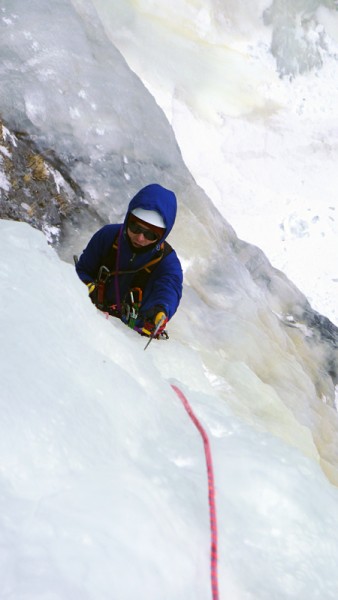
0, 0, 187, 222
1, 1, 338, 593
0, 0, 337, 443
1, 220, 338, 599
94, 0, 338, 325
0, 0, 338, 600
1, 0, 336, 325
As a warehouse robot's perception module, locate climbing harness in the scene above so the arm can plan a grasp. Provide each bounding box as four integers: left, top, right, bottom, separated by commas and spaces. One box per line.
91, 227, 172, 335
171, 384, 219, 600
75, 228, 172, 339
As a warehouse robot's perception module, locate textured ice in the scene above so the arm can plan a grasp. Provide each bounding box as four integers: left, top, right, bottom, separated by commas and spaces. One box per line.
1, 220, 338, 599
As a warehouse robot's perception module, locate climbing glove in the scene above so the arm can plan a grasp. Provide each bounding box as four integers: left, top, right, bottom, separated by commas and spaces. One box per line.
141, 306, 168, 337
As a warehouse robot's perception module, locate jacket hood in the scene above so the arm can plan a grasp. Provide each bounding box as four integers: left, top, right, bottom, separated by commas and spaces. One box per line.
125, 184, 177, 242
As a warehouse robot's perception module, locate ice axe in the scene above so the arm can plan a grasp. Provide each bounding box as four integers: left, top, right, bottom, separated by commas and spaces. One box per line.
143, 314, 167, 350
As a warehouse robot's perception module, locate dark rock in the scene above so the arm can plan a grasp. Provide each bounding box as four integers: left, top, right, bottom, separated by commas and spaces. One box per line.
0, 116, 104, 247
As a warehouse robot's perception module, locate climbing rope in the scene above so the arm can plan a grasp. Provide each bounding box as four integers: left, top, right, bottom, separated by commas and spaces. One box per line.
171, 384, 219, 600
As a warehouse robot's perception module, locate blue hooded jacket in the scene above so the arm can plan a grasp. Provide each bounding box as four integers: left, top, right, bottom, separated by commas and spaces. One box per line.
76, 184, 183, 322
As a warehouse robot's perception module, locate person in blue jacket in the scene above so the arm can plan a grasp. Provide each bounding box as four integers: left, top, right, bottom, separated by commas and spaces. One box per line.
76, 183, 183, 337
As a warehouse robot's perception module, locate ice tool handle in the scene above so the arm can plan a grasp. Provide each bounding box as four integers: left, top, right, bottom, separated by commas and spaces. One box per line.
143, 314, 167, 351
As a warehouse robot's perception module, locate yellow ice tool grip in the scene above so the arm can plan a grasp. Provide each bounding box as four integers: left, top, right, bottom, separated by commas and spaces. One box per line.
154, 311, 166, 325
143, 313, 167, 350
87, 282, 96, 295
142, 312, 166, 337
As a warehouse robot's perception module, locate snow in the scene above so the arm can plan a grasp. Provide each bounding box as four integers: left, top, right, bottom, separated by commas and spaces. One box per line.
1, 219, 338, 599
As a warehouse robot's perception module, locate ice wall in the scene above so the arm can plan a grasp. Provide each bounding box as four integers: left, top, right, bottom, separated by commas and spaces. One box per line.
0, 0, 337, 484
264, 0, 337, 76
95, 0, 338, 325
1, 220, 338, 599
89, 0, 277, 120
0, 0, 189, 222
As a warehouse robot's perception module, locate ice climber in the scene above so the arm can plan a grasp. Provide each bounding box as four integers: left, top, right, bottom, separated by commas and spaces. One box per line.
75, 183, 183, 338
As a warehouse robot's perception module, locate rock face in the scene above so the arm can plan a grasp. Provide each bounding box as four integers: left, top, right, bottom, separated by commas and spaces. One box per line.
0, 118, 103, 246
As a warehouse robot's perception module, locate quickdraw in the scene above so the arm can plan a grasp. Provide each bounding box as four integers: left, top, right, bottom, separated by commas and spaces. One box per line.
122, 287, 143, 329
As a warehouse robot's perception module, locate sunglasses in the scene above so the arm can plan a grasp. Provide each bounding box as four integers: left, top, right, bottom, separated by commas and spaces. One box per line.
128, 220, 159, 242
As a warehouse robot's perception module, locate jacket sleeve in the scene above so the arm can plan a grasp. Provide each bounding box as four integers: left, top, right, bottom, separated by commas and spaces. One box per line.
75, 224, 120, 284
139, 250, 183, 320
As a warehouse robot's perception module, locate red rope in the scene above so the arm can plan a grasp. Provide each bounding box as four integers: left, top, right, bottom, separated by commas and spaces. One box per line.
171, 384, 219, 600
